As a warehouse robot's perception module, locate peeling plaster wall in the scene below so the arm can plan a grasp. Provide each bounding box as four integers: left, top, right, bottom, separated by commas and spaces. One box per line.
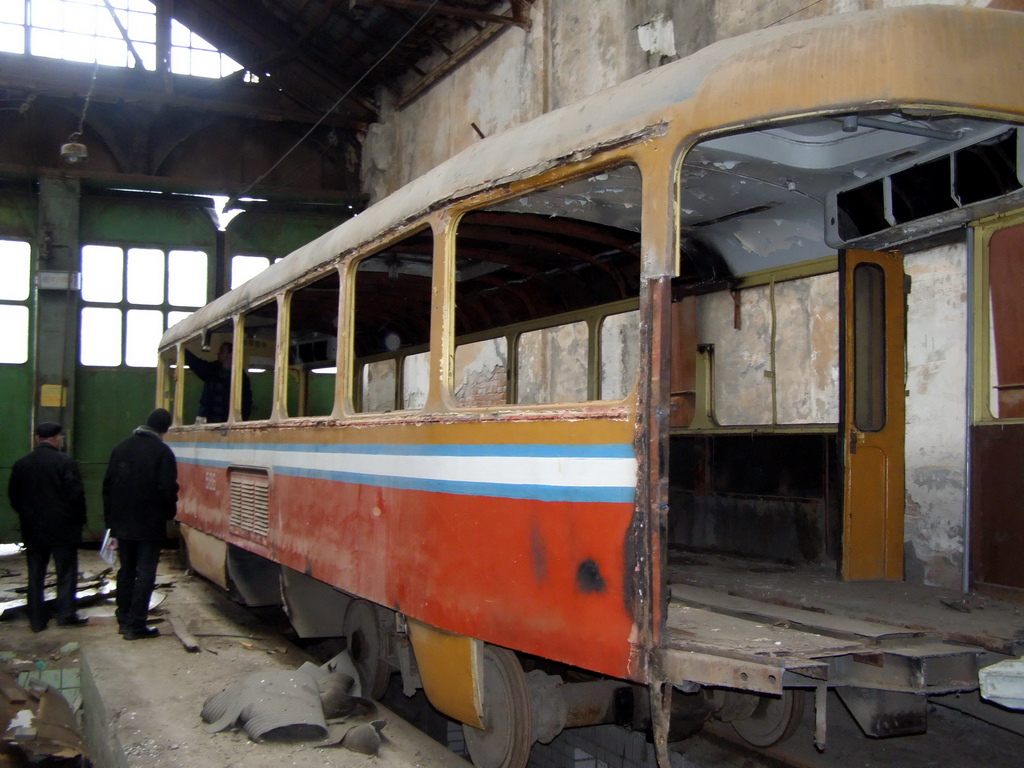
904, 244, 968, 589
696, 274, 839, 426
360, 0, 988, 203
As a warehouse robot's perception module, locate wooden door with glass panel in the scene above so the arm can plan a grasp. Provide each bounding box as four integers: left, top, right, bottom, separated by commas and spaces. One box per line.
842, 249, 905, 581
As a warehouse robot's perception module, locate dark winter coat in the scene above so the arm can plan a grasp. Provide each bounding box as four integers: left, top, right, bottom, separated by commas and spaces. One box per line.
102, 426, 179, 541
7, 443, 87, 546
184, 348, 252, 422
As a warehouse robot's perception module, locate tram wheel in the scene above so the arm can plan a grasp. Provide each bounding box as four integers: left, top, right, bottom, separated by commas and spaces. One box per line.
462, 646, 533, 768
342, 599, 391, 700
731, 689, 805, 748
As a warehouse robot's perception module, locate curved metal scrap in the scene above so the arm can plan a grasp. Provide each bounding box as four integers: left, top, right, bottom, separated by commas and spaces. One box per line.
201, 669, 327, 742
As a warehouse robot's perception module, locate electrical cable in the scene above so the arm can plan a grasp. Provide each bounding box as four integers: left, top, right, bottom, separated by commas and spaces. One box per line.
226, 0, 441, 208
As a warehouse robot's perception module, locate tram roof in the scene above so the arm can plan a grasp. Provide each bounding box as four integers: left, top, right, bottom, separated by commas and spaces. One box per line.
162, 4, 1024, 349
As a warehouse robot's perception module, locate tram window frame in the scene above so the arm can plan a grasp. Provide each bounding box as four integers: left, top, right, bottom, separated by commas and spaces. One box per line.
450, 162, 643, 409
681, 270, 840, 429
285, 268, 341, 419
350, 225, 434, 415
600, 309, 640, 401
977, 215, 1024, 421
239, 300, 279, 422
180, 321, 234, 425
79, 243, 210, 368
0, 239, 32, 365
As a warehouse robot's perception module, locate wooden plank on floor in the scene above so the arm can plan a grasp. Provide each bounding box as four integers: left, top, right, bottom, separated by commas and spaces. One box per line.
666, 602, 864, 658
671, 584, 921, 641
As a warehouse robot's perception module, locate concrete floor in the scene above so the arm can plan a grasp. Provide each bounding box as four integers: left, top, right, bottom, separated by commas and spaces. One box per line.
0, 546, 469, 768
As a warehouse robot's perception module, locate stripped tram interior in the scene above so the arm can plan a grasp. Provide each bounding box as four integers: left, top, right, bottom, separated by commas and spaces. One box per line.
159, 7, 1024, 768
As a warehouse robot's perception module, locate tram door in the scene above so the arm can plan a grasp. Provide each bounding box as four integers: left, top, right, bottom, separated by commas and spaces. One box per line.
841, 249, 906, 581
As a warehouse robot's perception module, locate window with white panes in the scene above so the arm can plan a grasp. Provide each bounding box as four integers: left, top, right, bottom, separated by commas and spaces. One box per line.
0, 239, 32, 365
79, 245, 208, 367
2, 0, 244, 79
230, 254, 272, 290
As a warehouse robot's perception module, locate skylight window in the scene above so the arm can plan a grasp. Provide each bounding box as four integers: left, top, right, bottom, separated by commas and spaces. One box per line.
170, 19, 242, 78
2, 0, 243, 79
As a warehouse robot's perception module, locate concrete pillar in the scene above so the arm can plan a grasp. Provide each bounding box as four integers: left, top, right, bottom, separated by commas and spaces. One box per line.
34, 175, 82, 442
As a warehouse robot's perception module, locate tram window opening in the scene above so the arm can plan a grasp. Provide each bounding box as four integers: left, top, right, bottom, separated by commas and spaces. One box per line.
455, 337, 508, 406
362, 359, 397, 412
600, 310, 639, 401
287, 270, 340, 418
454, 163, 642, 406
702, 287, 773, 425
986, 220, 1024, 418
402, 351, 429, 410
352, 228, 433, 413
182, 321, 234, 424
241, 301, 278, 421
774, 274, 840, 424
518, 323, 588, 404
853, 263, 886, 432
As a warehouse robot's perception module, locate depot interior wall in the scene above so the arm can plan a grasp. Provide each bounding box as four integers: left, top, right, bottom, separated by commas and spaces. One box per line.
904, 243, 969, 590
360, 0, 966, 203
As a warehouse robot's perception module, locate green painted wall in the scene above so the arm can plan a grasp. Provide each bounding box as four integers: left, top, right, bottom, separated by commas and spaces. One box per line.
73, 368, 158, 538
1, 190, 345, 543
0, 191, 38, 542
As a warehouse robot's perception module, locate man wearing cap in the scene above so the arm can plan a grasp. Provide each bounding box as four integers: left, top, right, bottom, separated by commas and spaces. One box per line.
102, 408, 179, 640
8, 422, 89, 632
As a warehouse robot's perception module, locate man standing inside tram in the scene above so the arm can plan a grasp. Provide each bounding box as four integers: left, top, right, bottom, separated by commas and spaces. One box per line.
184, 342, 252, 422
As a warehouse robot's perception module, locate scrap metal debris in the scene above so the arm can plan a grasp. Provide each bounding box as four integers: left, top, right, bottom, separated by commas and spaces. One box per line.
201, 652, 382, 753
0, 569, 115, 619
1, 670, 85, 764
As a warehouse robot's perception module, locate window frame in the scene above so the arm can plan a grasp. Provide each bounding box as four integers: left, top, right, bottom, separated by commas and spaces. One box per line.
973, 209, 1024, 423
0, 238, 33, 366
78, 242, 210, 369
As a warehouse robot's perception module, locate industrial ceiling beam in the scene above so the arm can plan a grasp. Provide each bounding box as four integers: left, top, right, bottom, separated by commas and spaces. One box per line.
348, 0, 530, 28
0, 54, 368, 131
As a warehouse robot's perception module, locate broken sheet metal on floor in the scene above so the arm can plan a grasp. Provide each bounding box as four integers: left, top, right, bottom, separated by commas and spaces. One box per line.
1, 669, 86, 763
201, 651, 386, 754
0, 568, 117, 619
980, 658, 1024, 710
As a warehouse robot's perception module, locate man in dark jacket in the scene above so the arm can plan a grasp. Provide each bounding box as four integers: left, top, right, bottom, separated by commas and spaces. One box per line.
8, 422, 88, 632
184, 342, 252, 422
102, 408, 179, 640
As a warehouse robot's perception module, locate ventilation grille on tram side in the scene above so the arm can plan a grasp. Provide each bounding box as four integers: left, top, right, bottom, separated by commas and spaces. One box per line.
229, 469, 270, 538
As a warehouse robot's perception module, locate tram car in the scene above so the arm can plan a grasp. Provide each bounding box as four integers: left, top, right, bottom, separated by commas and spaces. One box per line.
158, 6, 1024, 767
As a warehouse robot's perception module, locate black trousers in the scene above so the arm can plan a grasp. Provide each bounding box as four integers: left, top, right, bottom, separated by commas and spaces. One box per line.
115, 539, 161, 633
25, 543, 79, 630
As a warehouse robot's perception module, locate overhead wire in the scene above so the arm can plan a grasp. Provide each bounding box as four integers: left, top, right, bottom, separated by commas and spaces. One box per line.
225, 0, 441, 208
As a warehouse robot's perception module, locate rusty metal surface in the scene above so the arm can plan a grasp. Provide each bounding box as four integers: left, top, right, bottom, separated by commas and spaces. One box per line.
970, 423, 1024, 593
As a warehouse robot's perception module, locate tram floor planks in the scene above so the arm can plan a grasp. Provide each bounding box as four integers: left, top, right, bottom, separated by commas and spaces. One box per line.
665, 550, 1024, 656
